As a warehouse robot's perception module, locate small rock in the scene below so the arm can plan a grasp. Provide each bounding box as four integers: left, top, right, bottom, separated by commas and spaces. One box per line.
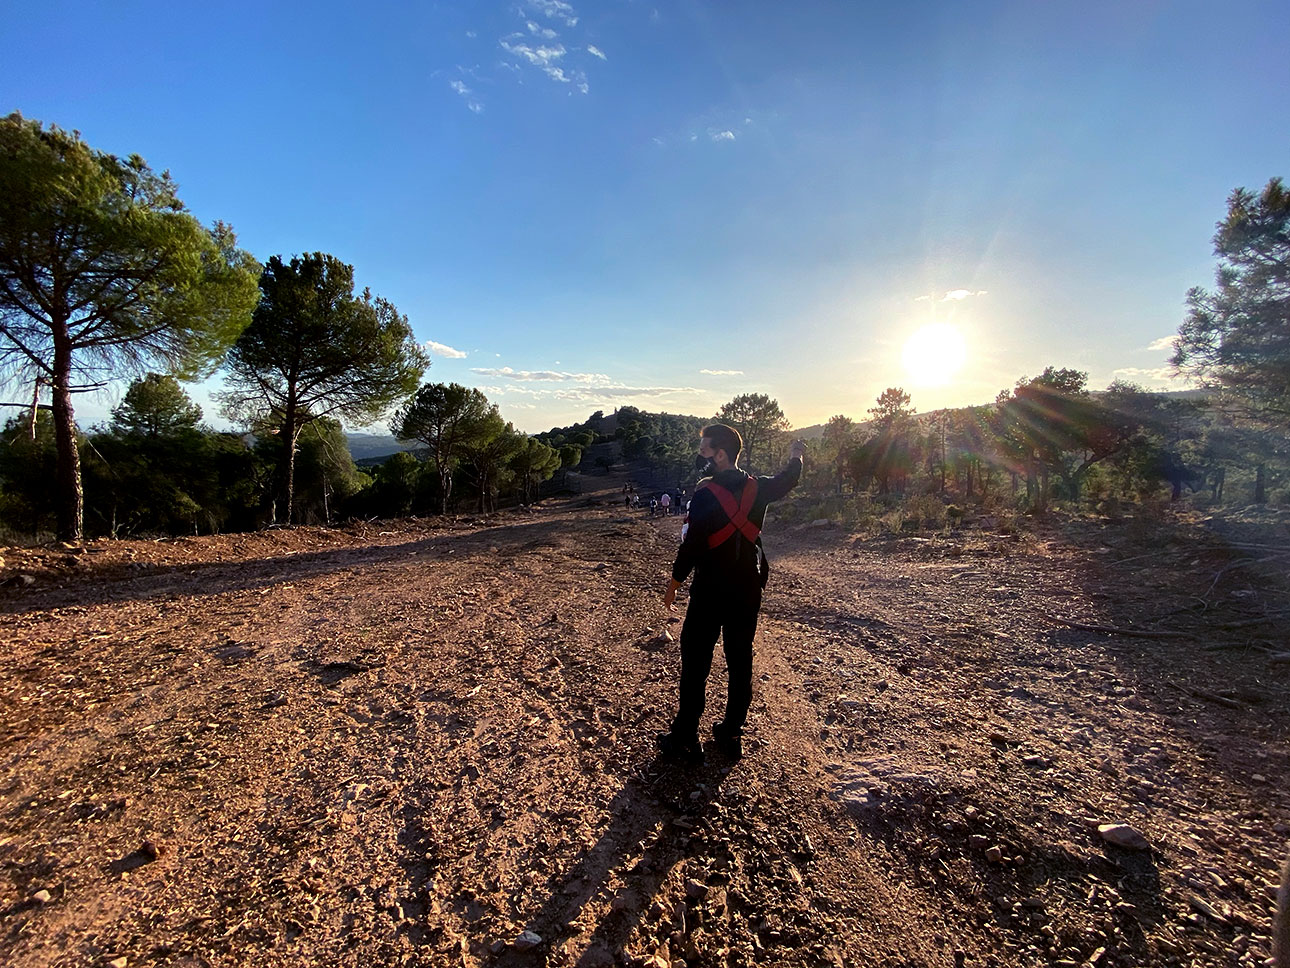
106, 958, 128, 968
1097, 823, 1150, 850
31, 889, 52, 904
685, 879, 708, 900
1022, 754, 1045, 767
1188, 895, 1227, 922
986, 846, 1004, 863
514, 930, 542, 950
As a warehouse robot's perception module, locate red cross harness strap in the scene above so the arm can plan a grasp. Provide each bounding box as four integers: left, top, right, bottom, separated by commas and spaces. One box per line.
698, 477, 760, 549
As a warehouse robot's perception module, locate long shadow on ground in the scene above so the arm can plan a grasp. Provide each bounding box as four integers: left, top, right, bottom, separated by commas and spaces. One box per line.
0, 519, 573, 616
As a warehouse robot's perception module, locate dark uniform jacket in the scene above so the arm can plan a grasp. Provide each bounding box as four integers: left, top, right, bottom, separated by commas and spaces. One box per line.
671, 457, 803, 593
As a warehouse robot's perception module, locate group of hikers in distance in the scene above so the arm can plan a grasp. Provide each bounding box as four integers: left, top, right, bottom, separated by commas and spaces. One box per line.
622, 482, 688, 517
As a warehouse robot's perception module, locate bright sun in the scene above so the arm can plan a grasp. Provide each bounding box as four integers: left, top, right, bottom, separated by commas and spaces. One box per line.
902, 322, 967, 386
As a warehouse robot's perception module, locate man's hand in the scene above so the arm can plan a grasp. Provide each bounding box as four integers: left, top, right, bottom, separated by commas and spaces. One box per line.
789, 438, 807, 460
663, 578, 682, 610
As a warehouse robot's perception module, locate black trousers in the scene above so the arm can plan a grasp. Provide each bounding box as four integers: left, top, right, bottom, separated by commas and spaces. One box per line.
669, 581, 762, 740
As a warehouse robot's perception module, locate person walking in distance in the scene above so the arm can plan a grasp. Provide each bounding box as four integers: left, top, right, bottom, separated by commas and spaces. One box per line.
658, 424, 806, 762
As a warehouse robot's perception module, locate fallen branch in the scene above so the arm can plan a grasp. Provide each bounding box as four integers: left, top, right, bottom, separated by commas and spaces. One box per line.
1215, 609, 1290, 629
1202, 555, 1289, 601
1040, 611, 1198, 641
1188, 687, 1247, 711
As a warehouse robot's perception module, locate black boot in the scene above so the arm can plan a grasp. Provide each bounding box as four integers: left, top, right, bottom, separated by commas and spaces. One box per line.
657, 731, 704, 765
712, 721, 743, 760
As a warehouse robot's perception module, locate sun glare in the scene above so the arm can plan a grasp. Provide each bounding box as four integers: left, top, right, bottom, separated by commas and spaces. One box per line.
902, 323, 967, 386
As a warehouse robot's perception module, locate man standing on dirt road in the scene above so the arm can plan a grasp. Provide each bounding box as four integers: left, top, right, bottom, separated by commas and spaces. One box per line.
659, 424, 806, 763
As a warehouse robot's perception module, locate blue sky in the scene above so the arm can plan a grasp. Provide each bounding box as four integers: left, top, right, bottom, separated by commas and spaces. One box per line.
6, 0, 1289, 433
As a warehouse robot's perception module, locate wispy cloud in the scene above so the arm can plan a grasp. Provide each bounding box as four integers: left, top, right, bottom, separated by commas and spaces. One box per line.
471, 366, 612, 382
552, 385, 702, 400
710, 129, 736, 142
424, 339, 467, 359
458, 3, 602, 106
1146, 335, 1176, 352
475, 368, 704, 403
528, 0, 578, 27
915, 289, 989, 303
700, 368, 743, 376
448, 77, 483, 114
501, 39, 566, 67
1111, 366, 1180, 385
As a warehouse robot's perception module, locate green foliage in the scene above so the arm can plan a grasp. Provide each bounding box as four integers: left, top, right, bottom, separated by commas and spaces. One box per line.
79, 376, 269, 536
392, 382, 492, 513
0, 410, 60, 538
458, 407, 523, 513
1174, 177, 1290, 426
715, 393, 790, 474
510, 436, 561, 504
293, 418, 367, 524
0, 112, 261, 540
111, 373, 203, 438
868, 388, 914, 427
371, 451, 422, 518
220, 252, 428, 523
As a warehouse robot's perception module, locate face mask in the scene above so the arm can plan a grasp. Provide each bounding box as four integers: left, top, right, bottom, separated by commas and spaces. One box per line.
695, 453, 715, 476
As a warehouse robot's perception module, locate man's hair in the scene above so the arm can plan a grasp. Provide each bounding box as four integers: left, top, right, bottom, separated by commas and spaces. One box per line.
701, 423, 743, 465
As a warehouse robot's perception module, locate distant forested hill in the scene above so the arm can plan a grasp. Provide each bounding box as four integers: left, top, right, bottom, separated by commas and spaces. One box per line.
346, 432, 419, 461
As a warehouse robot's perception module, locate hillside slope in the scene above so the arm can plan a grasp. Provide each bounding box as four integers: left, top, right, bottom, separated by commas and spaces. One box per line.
1, 493, 1288, 967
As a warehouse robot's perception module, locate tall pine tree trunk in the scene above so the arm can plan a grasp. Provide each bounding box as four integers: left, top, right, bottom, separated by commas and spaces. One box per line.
51, 331, 83, 542
281, 390, 298, 525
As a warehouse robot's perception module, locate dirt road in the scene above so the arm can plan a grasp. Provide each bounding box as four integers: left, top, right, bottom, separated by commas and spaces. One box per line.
2, 490, 1288, 967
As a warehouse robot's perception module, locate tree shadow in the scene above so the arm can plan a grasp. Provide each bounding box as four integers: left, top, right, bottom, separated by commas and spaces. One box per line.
490, 753, 728, 967
394, 750, 731, 966
0, 518, 571, 616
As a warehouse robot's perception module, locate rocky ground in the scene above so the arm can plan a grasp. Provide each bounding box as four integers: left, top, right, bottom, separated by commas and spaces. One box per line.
1, 480, 1288, 968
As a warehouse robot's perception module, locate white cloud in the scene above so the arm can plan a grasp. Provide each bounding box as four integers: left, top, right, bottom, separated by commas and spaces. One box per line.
423, 340, 467, 359
501, 39, 567, 67
448, 78, 483, 114
586, 44, 606, 60
527, 0, 578, 27
1146, 335, 1176, 352
700, 368, 743, 376
526, 20, 558, 39
471, 367, 612, 382
466, 30, 477, 39
711, 129, 736, 142
552, 385, 701, 400
543, 65, 588, 92
1111, 366, 1180, 386
914, 289, 989, 303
